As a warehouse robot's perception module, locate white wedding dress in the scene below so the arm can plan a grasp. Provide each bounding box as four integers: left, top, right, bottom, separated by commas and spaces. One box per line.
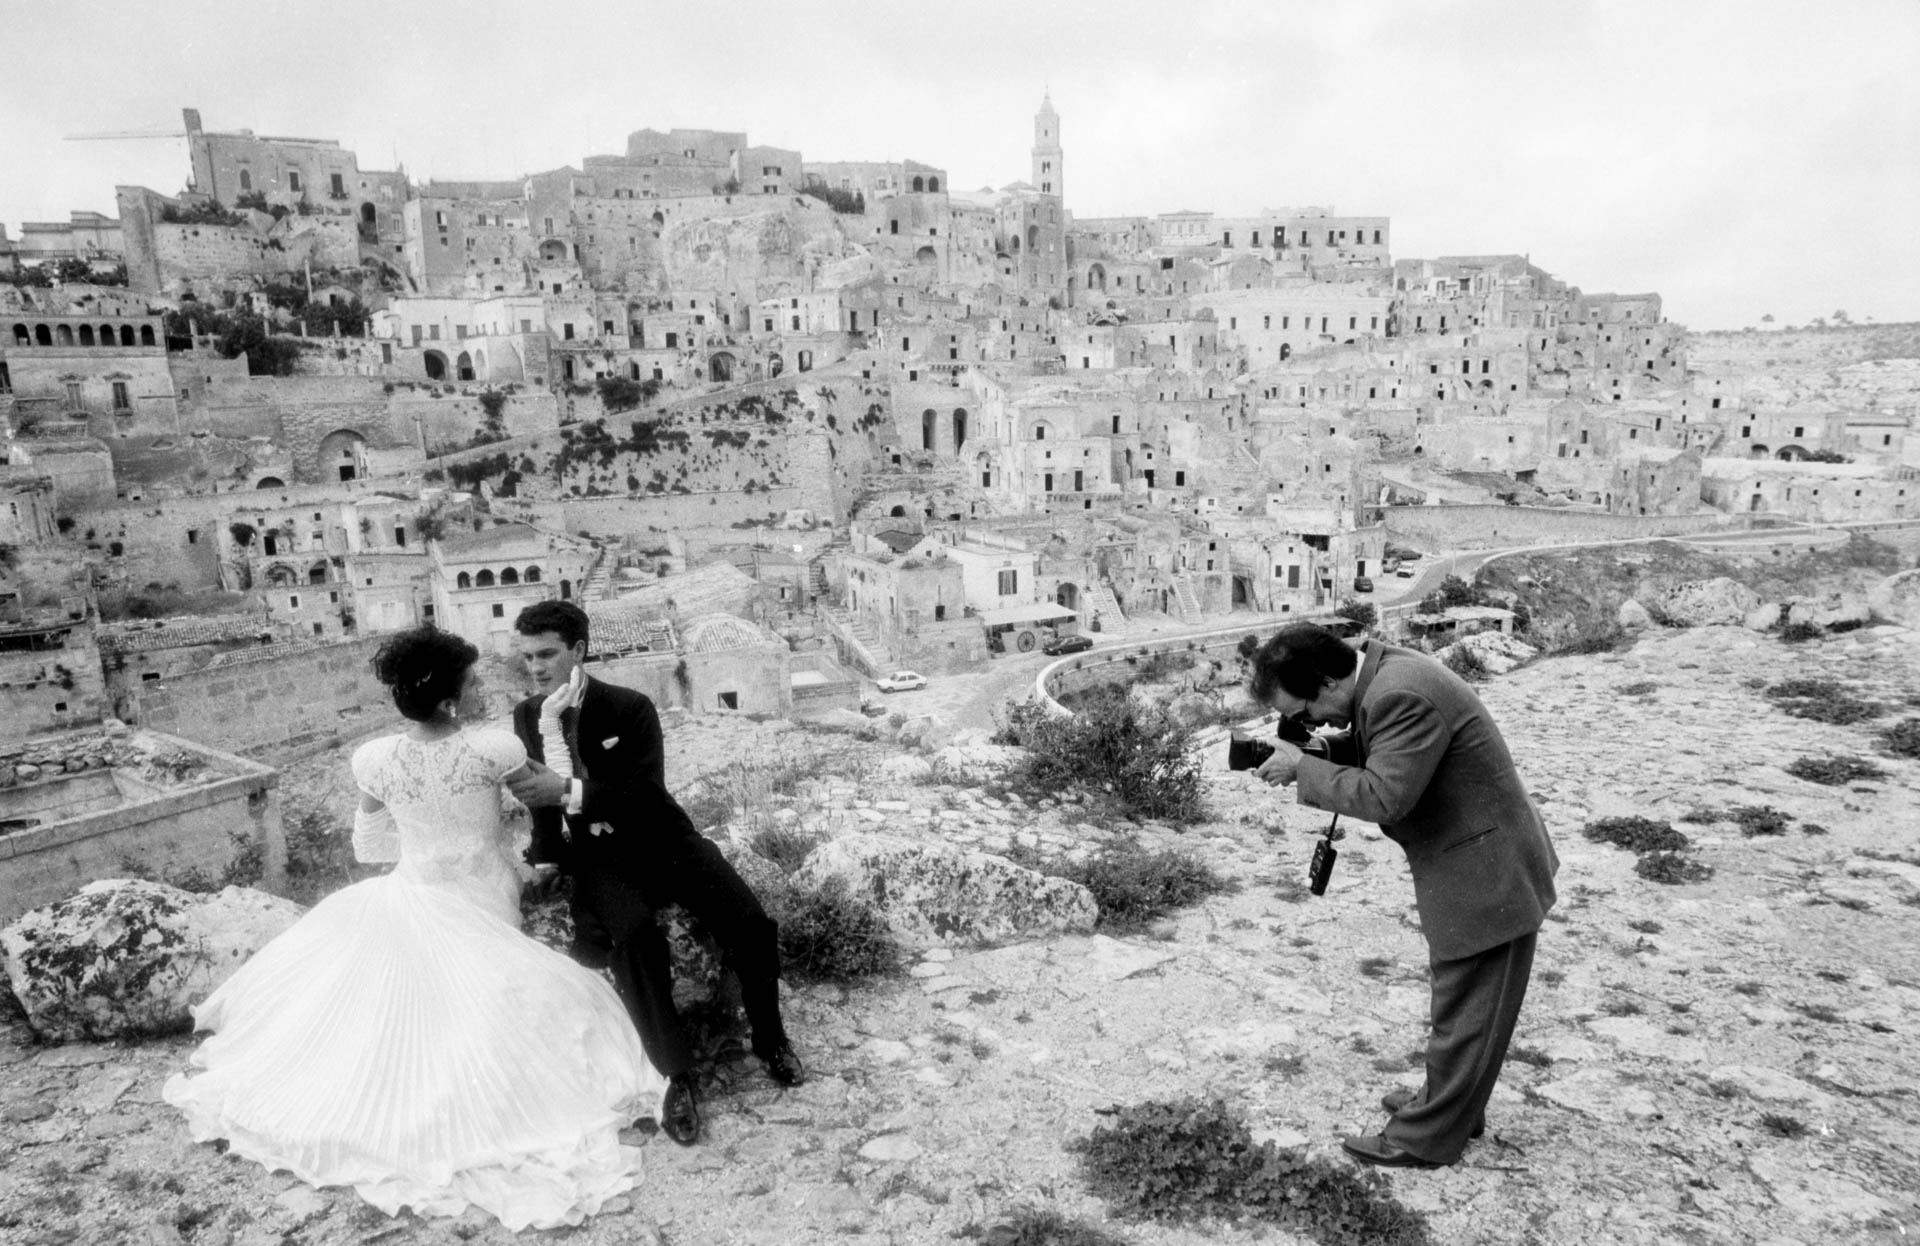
163, 727, 666, 1232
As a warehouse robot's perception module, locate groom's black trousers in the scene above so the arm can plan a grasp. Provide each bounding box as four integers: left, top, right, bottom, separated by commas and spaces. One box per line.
567, 838, 786, 1077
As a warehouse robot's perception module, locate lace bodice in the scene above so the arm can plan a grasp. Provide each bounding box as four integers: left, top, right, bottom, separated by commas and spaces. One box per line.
351, 727, 529, 925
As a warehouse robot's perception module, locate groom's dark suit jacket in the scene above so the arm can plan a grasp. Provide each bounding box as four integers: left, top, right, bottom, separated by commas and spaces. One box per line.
1295, 640, 1558, 961
513, 675, 696, 878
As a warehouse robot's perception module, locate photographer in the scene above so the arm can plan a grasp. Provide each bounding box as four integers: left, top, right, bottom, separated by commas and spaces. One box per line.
1249, 622, 1559, 1169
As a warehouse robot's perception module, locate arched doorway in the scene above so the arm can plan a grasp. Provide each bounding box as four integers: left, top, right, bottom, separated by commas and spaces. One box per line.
767, 353, 783, 378
1775, 445, 1806, 461
889, 505, 907, 517
922, 408, 936, 451
915, 245, 937, 268
424, 350, 448, 381
361, 203, 376, 226
709, 352, 735, 382
317, 429, 367, 482
1087, 262, 1107, 291
911, 176, 925, 192
539, 239, 570, 263
1026, 225, 1039, 251
928, 176, 940, 192
456, 351, 475, 381
797, 349, 812, 372
255, 477, 285, 490
953, 408, 967, 452
1055, 582, 1079, 610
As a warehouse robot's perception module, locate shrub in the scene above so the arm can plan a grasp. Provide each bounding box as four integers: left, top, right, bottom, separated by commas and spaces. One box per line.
966, 1207, 1127, 1246
1015, 840, 1234, 933
1778, 621, 1824, 644
1071, 1097, 1432, 1244
1440, 644, 1487, 683
1764, 678, 1883, 724
993, 689, 1206, 824
1333, 599, 1377, 630
1877, 718, 1920, 759
1727, 805, 1792, 837
749, 824, 820, 874
1784, 755, 1888, 785
1636, 851, 1714, 884
596, 375, 645, 413
1582, 817, 1690, 854
761, 876, 900, 984
1759, 1113, 1810, 1139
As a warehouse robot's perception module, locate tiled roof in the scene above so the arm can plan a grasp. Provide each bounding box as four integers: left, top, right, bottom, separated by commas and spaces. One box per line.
205, 636, 355, 669
680, 612, 774, 653
98, 616, 274, 654
582, 601, 674, 654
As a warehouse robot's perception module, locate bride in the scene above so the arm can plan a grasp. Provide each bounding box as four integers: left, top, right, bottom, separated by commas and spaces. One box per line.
163, 626, 667, 1231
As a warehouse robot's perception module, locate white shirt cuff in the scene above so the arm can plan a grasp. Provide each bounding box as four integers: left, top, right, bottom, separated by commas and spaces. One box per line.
566, 778, 583, 817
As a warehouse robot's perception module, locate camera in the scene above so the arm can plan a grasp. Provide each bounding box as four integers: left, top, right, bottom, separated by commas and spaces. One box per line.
1228, 716, 1334, 771
1308, 836, 1339, 895
1226, 734, 1276, 771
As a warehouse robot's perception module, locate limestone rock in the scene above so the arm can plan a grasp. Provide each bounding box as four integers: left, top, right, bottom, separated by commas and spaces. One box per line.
1537, 1068, 1663, 1121
1704, 1064, 1833, 1109
896, 714, 950, 752
1447, 631, 1539, 674
1658, 578, 1762, 627
1747, 1153, 1894, 1224
1168, 691, 1224, 728
793, 834, 1096, 948
929, 742, 1023, 782
1743, 602, 1783, 631
1, 880, 304, 1043
1617, 599, 1654, 629
1868, 569, 1920, 629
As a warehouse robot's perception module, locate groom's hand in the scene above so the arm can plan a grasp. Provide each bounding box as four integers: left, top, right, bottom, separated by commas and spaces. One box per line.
508, 760, 569, 809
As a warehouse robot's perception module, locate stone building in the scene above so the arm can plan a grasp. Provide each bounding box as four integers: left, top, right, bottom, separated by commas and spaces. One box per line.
429, 522, 592, 654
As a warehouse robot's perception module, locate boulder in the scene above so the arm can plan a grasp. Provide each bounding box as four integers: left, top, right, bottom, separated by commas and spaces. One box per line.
1658, 578, 1761, 627
929, 741, 1024, 782
1869, 569, 1920, 629
1167, 691, 1224, 728
1449, 630, 1539, 675
1812, 595, 1872, 631
1617, 598, 1655, 629
896, 714, 951, 752
793, 834, 1097, 948
1743, 602, 1783, 631
1, 880, 304, 1043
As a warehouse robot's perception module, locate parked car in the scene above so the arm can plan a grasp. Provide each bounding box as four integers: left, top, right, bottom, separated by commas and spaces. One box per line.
876, 670, 928, 693
1396, 568, 1417, 578
1042, 633, 1095, 656
1353, 576, 1375, 593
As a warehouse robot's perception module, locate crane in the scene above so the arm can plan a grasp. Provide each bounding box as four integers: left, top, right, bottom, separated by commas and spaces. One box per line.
64, 128, 190, 141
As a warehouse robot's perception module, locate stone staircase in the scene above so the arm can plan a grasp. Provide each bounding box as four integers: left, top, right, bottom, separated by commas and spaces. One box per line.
807, 559, 830, 600
825, 606, 891, 672
1083, 580, 1126, 627
581, 548, 615, 602
1170, 574, 1204, 623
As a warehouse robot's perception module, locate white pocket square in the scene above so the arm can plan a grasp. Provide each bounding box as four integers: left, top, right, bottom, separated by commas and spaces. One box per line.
601, 736, 620, 749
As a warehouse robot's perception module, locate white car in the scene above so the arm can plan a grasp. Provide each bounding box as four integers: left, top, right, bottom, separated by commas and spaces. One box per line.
876, 670, 928, 693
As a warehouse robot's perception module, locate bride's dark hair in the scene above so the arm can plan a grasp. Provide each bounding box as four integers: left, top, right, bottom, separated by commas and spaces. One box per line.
372, 626, 480, 722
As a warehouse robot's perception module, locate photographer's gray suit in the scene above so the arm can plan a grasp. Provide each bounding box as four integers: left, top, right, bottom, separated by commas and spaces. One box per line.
1296, 640, 1559, 1163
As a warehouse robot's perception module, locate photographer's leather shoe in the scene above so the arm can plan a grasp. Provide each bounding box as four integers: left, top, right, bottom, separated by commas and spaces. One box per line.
660, 1074, 700, 1146
758, 1041, 806, 1088
1341, 1133, 1450, 1169
1380, 1088, 1485, 1138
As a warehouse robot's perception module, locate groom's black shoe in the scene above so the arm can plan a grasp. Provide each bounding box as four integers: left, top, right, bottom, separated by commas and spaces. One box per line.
759, 1041, 806, 1088
661, 1074, 700, 1146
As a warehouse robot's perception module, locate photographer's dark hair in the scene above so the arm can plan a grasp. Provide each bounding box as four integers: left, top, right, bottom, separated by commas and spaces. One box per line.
372, 626, 479, 722
513, 599, 589, 650
1249, 622, 1361, 703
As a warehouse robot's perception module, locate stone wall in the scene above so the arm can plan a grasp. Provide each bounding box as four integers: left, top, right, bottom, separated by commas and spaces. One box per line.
1383, 505, 1731, 551
0, 730, 283, 923
145, 217, 359, 289
0, 632, 110, 744
122, 635, 393, 755
557, 486, 816, 536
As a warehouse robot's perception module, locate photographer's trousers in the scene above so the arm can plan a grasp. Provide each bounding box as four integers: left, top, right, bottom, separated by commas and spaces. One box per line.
1384, 931, 1537, 1163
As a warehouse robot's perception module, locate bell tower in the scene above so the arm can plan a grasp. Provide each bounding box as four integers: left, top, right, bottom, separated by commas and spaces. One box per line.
1031, 92, 1062, 200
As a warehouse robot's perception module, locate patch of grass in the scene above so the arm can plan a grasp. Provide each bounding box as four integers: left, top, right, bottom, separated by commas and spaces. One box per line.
1071, 1097, 1433, 1244
1582, 816, 1690, 854
994, 690, 1207, 824
967, 1206, 1129, 1246
1792, 1002, 1843, 1024
1627, 919, 1663, 934
1731, 981, 1765, 996
1785, 755, 1889, 785
1537, 969, 1564, 986
1758, 1113, 1810, 1139
760, 876, 901, 985
1727, 805, 1793, 837
1357, 956, 1393, 978
1617, 681, 1659, 697
1877, 717, 1920, 759
1764, 678, 1884, 724
1601, 998, 1644, 1017
1777, 621, 1825, 644
1508, 1045, 1553, 1068
679, 750, 819, 833
1265, 1052, 1307, 1077
1800, 822, 1829, 836
1441, 644, 1488, 683
748, 824, 820, 874
1013, 839, 1234, 933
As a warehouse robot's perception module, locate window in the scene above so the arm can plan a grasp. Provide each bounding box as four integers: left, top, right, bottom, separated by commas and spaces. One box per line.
111, 382, 130, 412
287, 171, 302, 192
289, 594, 301, 609
65, 381, 82, 409
491, 604, 505, 618
239, 170, 252, 191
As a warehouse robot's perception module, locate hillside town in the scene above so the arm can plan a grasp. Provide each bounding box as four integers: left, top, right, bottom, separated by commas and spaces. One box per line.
3, 97, 1918, 778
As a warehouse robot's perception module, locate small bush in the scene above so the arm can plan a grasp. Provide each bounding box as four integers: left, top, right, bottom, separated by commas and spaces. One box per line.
1758, 1113, 1810, 1139
1616, 681, 1659, 697
1726, 805, 1792, 837
749, 824, 820, 874
1636, 851, 1714, 884
1582, 816, 1689, 854
1507, 1045, 1553, 1068
1784, 755, 1888, 785
1441, 644, 1488, 683
994, 690, 1206, 824
1071, 1097, 1432, 1244
1017, 840, 1233, 932
1877, 717, 1920, 759
968, 1206, 1128, 1246
1777, 621, 1825, 644
762, 877, 900, 984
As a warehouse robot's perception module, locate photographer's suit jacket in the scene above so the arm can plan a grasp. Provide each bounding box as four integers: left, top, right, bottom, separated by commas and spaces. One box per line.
513, 676, 694, 877
1295, 640, 1558, 961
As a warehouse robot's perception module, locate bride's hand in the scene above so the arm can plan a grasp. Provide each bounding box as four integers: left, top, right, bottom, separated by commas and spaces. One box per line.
541, 665, 586, 717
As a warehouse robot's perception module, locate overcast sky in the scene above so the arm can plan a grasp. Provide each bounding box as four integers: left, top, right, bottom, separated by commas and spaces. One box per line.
2, 0, 1914, 330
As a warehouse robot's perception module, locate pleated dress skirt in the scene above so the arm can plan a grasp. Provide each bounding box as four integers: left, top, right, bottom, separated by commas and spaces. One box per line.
163, 873, 665, 1231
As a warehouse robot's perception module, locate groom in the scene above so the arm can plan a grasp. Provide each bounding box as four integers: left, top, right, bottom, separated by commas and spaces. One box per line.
505, 601, 804, 1147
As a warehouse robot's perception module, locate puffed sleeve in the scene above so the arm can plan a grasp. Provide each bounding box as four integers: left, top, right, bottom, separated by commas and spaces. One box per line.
477, 727, 529, 780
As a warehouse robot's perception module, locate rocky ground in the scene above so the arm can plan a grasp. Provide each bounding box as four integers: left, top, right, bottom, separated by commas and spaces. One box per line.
4, 622, 1920, 1245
